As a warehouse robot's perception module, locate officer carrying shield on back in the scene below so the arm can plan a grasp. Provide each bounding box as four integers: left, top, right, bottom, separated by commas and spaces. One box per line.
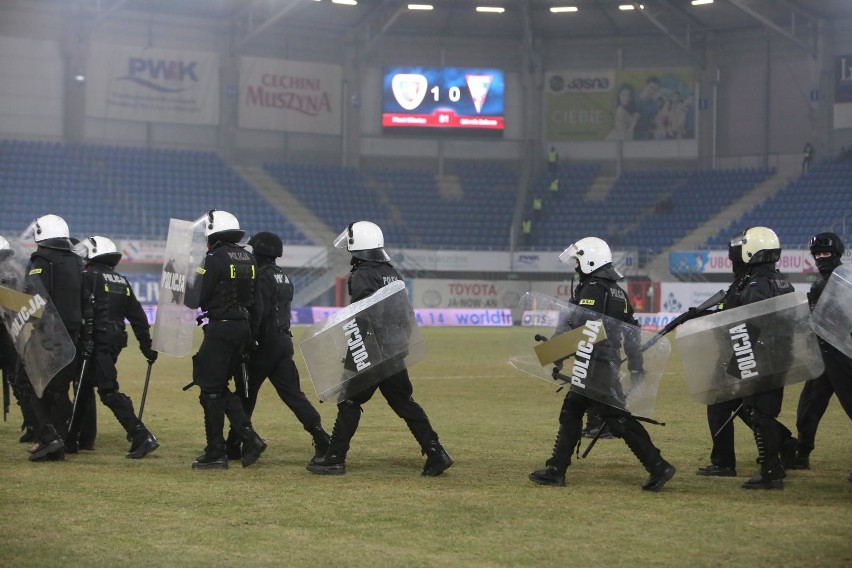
0, 236, 39, 442
188, 210, 266, 470
66, 236, 159, 459
792, 232, 852, 471
528, 237, 676, 491
698, 227, 797, 489
307, 221, 452, 477
23, 214, 84, 461
225, 231, 330, 463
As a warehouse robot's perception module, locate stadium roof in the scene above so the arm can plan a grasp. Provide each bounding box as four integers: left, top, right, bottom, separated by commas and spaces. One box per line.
71, 0, 851, 48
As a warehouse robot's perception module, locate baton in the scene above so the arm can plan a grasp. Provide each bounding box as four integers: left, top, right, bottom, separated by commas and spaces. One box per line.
2, 371, 9, 422
580, 422, 609, 459
713, 403, 743, 438
241, 360, 249, 399
68, 357, 90, 431
138, 360, 153, 420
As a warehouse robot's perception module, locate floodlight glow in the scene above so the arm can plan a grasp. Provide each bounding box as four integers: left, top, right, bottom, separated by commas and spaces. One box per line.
408, 4, 433, 9
476, 7, 505, 13
618, 3, 643, 9
331, 0, 357, 5
691, 0, 713, 5
550, 6, 578, 13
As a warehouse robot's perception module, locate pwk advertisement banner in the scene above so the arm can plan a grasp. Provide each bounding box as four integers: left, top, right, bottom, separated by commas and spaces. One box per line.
669, 249, 842, 275
544, 68, 695, 141
834, 55, 852, 129
238, 57, 342, 135
86, 43, 219, 124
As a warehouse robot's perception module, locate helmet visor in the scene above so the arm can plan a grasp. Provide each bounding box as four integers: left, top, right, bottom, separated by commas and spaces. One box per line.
729, 232, 747, 248
809, 235, 836, 249
333, 228, 350, 250
558, 244, 579, 265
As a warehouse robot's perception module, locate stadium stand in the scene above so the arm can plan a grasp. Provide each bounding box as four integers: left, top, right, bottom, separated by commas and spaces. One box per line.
0, 139, 307, 243
704, 161, 852, 250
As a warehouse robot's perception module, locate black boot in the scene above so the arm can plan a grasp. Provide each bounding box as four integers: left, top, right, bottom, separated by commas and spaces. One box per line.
192, 444, 228, 470
29, 425, 65, 462
642, 460, 676, 492
422, 440, 453, 477
225, 428, 242, 461
742, 468, 784, 489
194, 392, 228, 469
790, 449, 810, 470
309, 425, 331, 464
529, 466, 566, 486
19, 425, 35, 444
780, 437, 798, 471
126, 426, 159, 459
240, 427, 267, 468
307, 401, 360, 474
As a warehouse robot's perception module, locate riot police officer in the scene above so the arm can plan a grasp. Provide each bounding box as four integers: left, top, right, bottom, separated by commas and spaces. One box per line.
528, 237, 676, 491
226, 231, 330, 462
720, 227, 796, 489
792, 232, 852, 469
0, 236, 38, 442
67, 236, 159, 458
307, 221, 452, 476
24, 214, 83, 461
189, 210, 266, 470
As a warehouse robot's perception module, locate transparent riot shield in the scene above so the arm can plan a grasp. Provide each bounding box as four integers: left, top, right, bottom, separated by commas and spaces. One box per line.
810, 264, 852, 360
508, 291, 670, 419
0, 241, 76, 398
151, 218, 207, 357
300, 280, 426, 404
676, 292, 824, 405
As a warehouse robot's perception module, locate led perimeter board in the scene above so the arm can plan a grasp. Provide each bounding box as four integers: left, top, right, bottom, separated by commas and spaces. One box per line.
382, 66, 505, 135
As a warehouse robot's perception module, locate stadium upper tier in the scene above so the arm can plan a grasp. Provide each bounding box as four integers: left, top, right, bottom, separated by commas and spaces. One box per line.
0, 139, 306, 243
705, 160, 852, 250
2, 139, 848, 259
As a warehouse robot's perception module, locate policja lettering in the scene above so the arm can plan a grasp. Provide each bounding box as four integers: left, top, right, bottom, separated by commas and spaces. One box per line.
570, 319, 604, 388
10, 294, 47, 337
729, 323, 759, 378
161, 271, 185, 293
343, 318, 372, 371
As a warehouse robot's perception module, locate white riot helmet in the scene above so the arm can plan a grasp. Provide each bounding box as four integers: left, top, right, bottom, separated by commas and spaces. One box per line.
729, 226, 781, 265
333, 221, 390, 262
201, 209, 244, 243
79, 236, 122, 266
0, 236, 8, 251
559, 236, 612, 275
27, 214, 70, 243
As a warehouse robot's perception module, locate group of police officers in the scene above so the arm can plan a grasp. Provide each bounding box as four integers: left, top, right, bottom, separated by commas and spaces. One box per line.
0, 210, 849, 489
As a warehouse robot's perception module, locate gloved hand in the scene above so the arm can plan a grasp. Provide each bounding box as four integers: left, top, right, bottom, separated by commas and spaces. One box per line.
82, 339, 95, 358
141, 345, 158, 362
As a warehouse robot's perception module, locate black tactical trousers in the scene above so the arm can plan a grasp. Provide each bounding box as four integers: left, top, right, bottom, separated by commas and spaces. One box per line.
795, 373, 833, 454
193, 320, 252, 451
821, 343, 852, 420
327, 368, 437, 458
744, 387, 788, 474
243, 336, 321, 431
548, 391, 667, 475
705, 398, 747, 469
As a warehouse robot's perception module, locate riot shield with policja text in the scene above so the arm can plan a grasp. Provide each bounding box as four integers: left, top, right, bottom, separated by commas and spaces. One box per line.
508, 291, 670, 420
810, 264, 852, 360
299, 280, 426, 404
675, 292, 823, 405
0, 240, 76, 398
151, 218, 207, 357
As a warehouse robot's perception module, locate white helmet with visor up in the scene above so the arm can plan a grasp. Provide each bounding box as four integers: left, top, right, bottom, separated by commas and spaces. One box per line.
559, 236, 612, 275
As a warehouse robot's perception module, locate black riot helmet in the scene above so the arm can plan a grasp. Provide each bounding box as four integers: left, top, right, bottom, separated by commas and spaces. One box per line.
248, 231, 283, 258
809, 232, 845, 257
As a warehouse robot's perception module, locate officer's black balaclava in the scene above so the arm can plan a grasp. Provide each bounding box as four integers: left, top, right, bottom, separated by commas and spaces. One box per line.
810, 232, 844, 276
728, 245, 748, 279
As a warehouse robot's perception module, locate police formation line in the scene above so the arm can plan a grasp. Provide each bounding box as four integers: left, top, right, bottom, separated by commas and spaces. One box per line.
0, 213, 850, 491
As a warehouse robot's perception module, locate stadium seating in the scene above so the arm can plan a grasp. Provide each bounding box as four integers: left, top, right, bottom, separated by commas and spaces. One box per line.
0, 139, 307, 243
704, 161, 852, 249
